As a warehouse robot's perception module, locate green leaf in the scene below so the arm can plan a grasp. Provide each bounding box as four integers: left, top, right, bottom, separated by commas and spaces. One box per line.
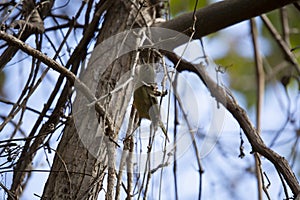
170, 0, 208, 17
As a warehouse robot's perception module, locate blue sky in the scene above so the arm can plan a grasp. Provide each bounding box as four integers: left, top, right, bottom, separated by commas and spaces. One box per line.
0, 1, 299, 199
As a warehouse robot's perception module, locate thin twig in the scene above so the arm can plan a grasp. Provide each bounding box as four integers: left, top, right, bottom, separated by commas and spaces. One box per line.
250, 18, 264, 200
260, 14, 300, 75
163, 51, 300, 197
0, 182, 16, 199
168, 54, 205, 200
280, 7, 290, 45
0, 98, 48, 116
0, 31, 114, 132
173, 81, 179, 200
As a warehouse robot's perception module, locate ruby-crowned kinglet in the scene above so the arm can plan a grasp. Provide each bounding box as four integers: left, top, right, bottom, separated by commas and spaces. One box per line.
133, 64, 169, 142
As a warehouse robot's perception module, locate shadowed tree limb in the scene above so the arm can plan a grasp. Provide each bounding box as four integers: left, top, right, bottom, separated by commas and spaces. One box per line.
155, 0, 299, 44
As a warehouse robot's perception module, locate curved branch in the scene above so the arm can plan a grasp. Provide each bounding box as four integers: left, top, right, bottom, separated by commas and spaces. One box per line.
164, 51, 300, 198
156, 0, 298, 40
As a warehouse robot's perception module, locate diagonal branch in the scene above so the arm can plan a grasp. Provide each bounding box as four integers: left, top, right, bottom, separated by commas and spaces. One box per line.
0, 30, 114, 132
155, 0, 299, 43
260, 14, 300, 75
163, 51, 300, 198
0, 0, 54, 70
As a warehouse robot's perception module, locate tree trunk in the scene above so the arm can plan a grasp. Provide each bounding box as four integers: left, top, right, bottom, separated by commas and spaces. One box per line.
1, 0, 298, 199
42, 1, 156, 199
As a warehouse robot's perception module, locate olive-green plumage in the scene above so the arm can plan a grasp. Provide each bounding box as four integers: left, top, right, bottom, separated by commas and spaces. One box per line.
133, 65, 169, 142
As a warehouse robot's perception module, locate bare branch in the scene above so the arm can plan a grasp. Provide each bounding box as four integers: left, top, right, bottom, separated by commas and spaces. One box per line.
0, 31, 112, 122
164, 51, 300, 198
250, 18, 265, 200
260, 14, 300, 75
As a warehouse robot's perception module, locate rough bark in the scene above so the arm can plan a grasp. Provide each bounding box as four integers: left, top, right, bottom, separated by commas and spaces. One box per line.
1, 0, 299, 199
4, 1, 107, 198
42, 0, 156, 199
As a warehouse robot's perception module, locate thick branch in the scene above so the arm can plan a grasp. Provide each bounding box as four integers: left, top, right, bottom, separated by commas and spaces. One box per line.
164, 52, 300, 198
156, 0, 299, 40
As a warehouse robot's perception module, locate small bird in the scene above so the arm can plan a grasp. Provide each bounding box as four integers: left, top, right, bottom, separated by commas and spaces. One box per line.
133, 65, 169, 142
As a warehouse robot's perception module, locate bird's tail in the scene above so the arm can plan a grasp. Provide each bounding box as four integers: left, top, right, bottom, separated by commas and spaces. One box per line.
158, 121, 169, 142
